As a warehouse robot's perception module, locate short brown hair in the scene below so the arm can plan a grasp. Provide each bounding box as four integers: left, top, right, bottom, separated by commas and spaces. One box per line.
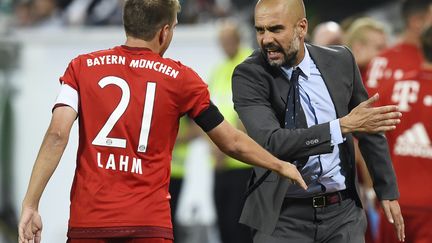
123, 0, 180, 41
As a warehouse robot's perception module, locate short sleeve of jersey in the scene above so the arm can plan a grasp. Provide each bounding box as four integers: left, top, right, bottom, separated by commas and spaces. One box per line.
178, 66, 210, 118
59, 57, 80, 91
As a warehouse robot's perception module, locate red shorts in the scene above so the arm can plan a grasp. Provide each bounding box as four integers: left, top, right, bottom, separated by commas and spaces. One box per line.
378, 207, 432, 243
67, 238, 172, 243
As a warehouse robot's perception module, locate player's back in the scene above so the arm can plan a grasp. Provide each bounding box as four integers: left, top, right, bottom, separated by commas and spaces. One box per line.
60, 46, 210, 237
376, 68, 432, 209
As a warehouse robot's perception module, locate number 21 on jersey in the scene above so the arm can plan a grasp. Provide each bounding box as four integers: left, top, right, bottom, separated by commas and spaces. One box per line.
92, 76, 156, 153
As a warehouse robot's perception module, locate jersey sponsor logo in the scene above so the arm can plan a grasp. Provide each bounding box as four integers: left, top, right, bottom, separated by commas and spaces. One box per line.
366, 57, 408, 89
366, 57, 388, 88
391, 80, 420, 112
394, 123, 432, 159
424, 95, 432, 107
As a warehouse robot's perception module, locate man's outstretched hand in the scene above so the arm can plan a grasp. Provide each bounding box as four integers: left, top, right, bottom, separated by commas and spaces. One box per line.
277, 161, 308, 190
18, 206, 42, 243
340, 93, 402, 134
381, 199, 405, 242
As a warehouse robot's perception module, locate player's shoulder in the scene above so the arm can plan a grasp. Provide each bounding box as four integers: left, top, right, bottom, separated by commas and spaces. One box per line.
67, 47, 118, 65
164, 57, 189, 70
164, 57, 200, 78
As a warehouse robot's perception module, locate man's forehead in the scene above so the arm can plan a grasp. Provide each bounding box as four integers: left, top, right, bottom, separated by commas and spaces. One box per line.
255, 11, 289, 27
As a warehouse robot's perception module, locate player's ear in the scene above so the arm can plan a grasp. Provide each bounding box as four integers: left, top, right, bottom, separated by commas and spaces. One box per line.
158, 24, 170, 45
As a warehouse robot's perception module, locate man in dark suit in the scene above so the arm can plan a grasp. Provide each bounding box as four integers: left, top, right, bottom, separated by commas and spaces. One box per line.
232, 0, 405, 242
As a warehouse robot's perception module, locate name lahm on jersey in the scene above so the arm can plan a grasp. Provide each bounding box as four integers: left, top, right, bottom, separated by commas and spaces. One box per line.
97, 152, 143, 175
86, 55, 179, 79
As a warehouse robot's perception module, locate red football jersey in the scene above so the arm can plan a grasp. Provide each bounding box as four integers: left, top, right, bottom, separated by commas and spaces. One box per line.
376, 69, 432, 209
364, 43, 423, 96
58, 46, 210, 238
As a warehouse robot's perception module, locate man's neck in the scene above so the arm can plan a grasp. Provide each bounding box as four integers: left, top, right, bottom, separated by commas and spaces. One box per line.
125, 36, 159, 53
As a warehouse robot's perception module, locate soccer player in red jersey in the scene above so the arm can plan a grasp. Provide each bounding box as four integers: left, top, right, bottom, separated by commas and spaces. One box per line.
375, 26, 432, 243
365, 0, 432, 96
18, 1, 308, 243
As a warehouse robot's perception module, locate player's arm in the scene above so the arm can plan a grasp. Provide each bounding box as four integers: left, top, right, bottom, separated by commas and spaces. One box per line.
19, 106, 77, 243
208, 120, 307, 189
194, 103, 307, 189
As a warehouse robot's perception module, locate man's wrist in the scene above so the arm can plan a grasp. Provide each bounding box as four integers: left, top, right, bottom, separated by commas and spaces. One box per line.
340, 116, 353, 134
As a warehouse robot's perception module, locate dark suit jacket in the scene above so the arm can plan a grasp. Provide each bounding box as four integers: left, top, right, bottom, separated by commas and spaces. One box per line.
232, 43, 399, 234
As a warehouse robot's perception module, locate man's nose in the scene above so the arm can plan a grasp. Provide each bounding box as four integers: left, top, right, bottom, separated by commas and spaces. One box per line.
261, 31, 274, 46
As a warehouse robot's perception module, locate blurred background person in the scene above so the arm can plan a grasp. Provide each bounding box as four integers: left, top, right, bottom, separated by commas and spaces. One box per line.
30, 0, 64, 28
311, 21, 344, 46
345, 17, 388, 82
169, 118, 199, 243
61, 0, 123, 26
344, 16, 390, 243
208, 18, 252, 243
12, 1, 32, 27
374, 25, 432, 243
365, 0, 432, 95
0, 35, 19, 243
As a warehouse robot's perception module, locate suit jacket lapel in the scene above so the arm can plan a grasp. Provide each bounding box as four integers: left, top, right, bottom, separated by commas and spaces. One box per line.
306, 44, 343, 117
276, 72, 290, 105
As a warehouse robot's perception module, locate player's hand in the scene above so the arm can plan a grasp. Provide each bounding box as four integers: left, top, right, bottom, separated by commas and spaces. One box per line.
18, 206, 42, 243
277, 161, 308, 190
340, 93, 402, 134
381, 199, 405, 242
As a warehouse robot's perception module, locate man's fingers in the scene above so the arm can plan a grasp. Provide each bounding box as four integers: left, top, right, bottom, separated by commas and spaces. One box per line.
35, 230, 42, 243
382, 201, 394, 224
295, 174, 308, 190
374, 125, 397, 132
372, 105, 400, 115
18, 225, 25, 242
376, 111, 402, 120
361, 93, 379, 107
389, 202, 405, 242
374, 118, 401, 127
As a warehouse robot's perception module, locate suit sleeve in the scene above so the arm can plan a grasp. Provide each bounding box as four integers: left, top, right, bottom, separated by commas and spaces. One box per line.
346, 47, 400, 200
232, 62, 333, 162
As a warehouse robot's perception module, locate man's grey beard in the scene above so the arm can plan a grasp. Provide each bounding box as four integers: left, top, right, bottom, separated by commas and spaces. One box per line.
266, 49, 298, 68
267, 34, 300, 68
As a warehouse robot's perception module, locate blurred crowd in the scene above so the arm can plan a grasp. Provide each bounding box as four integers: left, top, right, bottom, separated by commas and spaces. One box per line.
8, 0, 253, 28
1, 0, 432, 243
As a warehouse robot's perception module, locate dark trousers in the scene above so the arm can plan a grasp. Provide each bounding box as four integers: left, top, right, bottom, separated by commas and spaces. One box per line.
253, 197, 367, 243
168, 178, 183, 243
214, 168, 253, 243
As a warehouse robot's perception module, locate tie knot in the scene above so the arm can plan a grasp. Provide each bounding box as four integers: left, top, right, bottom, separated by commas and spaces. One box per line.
290, 67, 301, 84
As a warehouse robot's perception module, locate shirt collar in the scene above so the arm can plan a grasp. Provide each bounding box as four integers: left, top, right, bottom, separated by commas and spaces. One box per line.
281, 44, 311, 79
